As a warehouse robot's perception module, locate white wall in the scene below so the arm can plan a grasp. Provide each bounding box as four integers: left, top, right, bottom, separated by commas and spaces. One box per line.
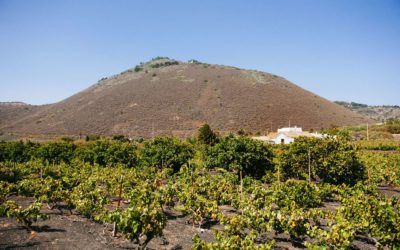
273, 134, 294, 144
277, 127, 302, 133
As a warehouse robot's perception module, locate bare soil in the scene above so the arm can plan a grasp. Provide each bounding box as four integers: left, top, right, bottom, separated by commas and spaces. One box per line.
378, 185, 400, 199
0, 201, 305, 250
3, 182, 399, 250
2, 189, 393, 250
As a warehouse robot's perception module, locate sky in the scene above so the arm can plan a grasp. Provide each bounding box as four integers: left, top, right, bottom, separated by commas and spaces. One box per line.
0, 0, 399, 105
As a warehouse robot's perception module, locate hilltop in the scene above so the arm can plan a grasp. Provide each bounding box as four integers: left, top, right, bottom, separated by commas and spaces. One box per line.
0, 58, 370, 139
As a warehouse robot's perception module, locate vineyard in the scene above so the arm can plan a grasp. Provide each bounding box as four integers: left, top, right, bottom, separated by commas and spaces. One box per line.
0, 131, 399, 249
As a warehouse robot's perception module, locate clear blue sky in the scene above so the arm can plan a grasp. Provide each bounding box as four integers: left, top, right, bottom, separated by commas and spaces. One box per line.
0, 0, 399, 105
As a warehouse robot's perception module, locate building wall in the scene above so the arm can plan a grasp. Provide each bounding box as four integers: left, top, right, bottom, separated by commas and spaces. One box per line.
273, 134, 294, 144
277, 127, 302, 133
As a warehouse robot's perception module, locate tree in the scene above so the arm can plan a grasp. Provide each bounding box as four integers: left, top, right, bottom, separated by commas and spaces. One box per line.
203, 135, 274, 180
85, 134, 100, 141
112, 135, 129, 142
278, 137, 365, 185
0, 141, 5, 162
74, 144, 96, 165
38, 141, 76, 165
139, 137, 194, 172
74, 140, 137, 167
1, 141, 38, 164
105, 141, 137, 167
197, 124, 217, 145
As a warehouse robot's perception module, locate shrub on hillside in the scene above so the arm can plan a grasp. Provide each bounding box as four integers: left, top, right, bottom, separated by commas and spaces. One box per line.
150, 61, 179, 68
134, 65, 143, 72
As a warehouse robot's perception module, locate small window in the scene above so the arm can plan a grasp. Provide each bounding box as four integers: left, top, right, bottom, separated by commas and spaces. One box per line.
281, 138, 284, 144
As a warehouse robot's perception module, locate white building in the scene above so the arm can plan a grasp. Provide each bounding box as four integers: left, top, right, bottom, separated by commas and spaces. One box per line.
277, 127, 303, 133
253, 127, 328, 144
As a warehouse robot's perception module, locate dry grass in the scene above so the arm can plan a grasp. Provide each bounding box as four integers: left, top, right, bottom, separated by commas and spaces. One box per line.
0, 61, 370, 139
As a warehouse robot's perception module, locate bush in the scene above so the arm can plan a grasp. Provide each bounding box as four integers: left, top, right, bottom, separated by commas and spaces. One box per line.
0, 200, 48, 227
152, 56, 170, 61
109, 182, 167, 244
356, 140, 399, 151
139, 137, 194, 172
272, 180, 327, 209
0, 141, 39, 163
85, 134, 100, 141
134, 65, 143, 72
60, 136, 74, 142
38, 141, 76, 165
203, 135, 274, 179
105, 141, 137, 167
74, 140, 137, 167
197, 124, 217, 145
278, 137, 365, 185
149, 61, 179, 68
372, 119, 400, 134
112, 135, 129, 142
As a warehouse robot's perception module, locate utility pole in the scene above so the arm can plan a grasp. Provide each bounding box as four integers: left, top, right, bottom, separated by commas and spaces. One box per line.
277, 163, 281, 188
152, 121, 155, 138
308, 148, 311, 183
367, 123, 369, 141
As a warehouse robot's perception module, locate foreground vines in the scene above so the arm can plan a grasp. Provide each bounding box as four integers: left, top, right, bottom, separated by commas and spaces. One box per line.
0, 146, 399, 248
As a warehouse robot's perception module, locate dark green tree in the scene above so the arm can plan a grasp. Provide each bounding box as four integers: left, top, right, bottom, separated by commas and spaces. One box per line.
197, 124, 217, 145
74, 140, 137, 167
74, 143, 96, 165
278, 137, 365, 185
0, 141, 37, 164
90, 140, 110, 166
105, 141, 137, 167
38, 141, 76, 165
85, 134, 100, 141
112, 135, 129, 142
203, 135, 274, 180
0, 141, 5, 162
139, 137, 194, 172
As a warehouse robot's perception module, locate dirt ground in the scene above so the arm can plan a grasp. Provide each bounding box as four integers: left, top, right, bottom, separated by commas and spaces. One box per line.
0, 198, 296, 250
0, 196, 212, 250
2, 187, 398, 250
378, 185, 400, 199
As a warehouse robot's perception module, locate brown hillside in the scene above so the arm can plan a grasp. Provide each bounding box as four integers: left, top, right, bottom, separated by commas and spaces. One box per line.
0, 102, 41, 129
0, 59, 370, 139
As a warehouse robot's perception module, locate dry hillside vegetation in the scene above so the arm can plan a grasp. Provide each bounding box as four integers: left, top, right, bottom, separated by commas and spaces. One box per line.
0, 59, 369, 139
335, 101, 400, 121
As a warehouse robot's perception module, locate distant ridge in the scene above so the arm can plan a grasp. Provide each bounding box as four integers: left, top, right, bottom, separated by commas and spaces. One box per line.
0, 101, 30, 106
335, 101, 400, 121
0, 58, 370, 139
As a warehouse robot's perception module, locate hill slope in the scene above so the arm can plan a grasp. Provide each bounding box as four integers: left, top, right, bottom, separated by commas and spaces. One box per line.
334, 101, 400, 121
0, 59, 370, 139
0, 102, 41, 133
